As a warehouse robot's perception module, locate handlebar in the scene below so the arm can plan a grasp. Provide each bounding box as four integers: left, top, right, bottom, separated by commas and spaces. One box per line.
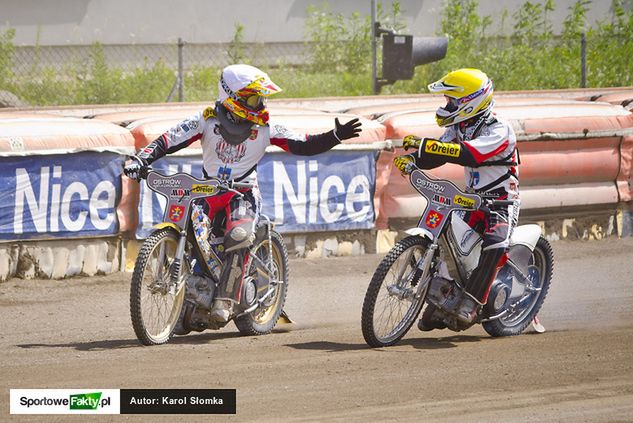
138, 165, 254, 193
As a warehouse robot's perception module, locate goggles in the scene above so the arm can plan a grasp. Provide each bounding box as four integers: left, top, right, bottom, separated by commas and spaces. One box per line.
242, 95, 265, 110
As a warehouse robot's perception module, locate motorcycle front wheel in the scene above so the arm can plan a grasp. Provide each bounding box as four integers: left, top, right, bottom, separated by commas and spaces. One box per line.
362, 236, 431, 347
130, 228, 186, 345
234, 230, 289, 336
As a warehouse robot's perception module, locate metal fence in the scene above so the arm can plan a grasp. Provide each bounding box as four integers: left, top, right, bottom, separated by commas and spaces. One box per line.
0, 39, 309, 107
0, 33, 631, 108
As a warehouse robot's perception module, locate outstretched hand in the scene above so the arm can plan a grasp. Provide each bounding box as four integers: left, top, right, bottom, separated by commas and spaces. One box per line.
334, 117, 362, 141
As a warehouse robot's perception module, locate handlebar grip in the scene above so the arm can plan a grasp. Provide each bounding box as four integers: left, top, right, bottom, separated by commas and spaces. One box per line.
489, 200, 516, 206
231, 181, 254, 190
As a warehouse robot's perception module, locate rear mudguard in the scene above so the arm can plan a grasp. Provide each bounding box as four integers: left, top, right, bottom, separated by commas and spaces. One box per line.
509, 224, 541, 250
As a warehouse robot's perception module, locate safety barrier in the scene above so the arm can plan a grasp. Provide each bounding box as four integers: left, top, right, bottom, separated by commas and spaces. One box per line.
0, 88, 632, 280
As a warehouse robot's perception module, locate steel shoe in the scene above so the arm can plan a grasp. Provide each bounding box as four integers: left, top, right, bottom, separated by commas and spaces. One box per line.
209, 299, 233, 323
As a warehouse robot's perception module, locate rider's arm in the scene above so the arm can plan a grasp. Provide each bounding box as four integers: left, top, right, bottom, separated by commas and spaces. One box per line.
413, 124, 512, 168
136, 111, 206, 164
268, 123, 340, 156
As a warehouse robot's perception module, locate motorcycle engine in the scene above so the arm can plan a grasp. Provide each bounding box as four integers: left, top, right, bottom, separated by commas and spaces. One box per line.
185, 274, 215, 309
176, 274, 217, 333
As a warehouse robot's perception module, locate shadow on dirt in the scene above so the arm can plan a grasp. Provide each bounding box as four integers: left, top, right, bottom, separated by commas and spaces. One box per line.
285, 334, 487, 352
16, 331, 244, 351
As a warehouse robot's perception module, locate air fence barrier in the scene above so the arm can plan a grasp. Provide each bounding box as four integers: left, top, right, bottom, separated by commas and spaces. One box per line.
1, 88, 633, 281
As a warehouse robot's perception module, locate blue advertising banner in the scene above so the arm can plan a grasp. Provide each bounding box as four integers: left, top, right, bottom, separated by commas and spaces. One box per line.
136, 150, 377, 237
0, 152, 123, 240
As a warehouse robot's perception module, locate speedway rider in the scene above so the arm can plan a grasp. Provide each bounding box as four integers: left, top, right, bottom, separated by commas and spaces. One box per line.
393, 68, 519, 330
124, 64, 362, 323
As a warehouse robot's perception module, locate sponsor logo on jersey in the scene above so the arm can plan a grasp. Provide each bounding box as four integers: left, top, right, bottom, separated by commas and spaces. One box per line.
191, 184, 217, 195
425, 140, 460, 157
216, 141, 247, 164
432, 194, 452, 206
425, 210, 444, 229
203, 107, 216, 120
168, 205, 185, 222
453, 194, 476, 209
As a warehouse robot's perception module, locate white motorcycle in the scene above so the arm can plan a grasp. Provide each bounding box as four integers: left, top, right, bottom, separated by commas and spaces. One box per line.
361, 168, 553, 347
129, 168, 290, 346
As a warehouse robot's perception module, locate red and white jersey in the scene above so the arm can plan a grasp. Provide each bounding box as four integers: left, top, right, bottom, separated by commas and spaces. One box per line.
439, 115, 519, 197
139, 107, 338, 182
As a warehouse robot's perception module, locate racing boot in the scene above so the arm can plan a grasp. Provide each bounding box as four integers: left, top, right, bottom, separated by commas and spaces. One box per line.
454, 248, 507, 323
417, 304, 447, 331
209, 252, 243, 323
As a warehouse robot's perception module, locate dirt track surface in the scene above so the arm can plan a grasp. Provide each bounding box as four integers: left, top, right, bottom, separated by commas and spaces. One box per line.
2, 238, 633, 422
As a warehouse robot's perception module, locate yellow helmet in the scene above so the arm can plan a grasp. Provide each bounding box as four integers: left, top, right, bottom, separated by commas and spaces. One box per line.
218, 64, 282, 126
427, 68, 494, 127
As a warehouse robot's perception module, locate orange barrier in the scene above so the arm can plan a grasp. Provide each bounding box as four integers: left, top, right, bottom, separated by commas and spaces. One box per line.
91, 104, 322, 126
345, 96, 586, 120
0, 116, 133, 152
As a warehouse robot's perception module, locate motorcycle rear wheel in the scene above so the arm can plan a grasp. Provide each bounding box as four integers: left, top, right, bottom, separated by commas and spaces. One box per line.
362, 236, 430, 347
234, 230, 289, 336
482, 236, 554, 337
130, 228, 186, 345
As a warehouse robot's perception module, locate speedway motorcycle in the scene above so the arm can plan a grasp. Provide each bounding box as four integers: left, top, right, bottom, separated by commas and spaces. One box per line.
129, 168, 289, 346
361, 167, 553, 347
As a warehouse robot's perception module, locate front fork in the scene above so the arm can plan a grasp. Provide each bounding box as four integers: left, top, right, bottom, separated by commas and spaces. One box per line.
170, 230, 188, 284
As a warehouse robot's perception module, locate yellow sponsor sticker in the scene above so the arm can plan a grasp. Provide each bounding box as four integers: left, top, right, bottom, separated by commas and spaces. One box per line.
191, 184, 218, 194
424, 140, 461, 157
453, 194, 476, 208
203, 107, 216, 120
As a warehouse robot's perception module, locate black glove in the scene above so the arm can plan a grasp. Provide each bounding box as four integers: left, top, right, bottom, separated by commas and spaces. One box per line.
334, 117, 362, 141
123, 155, 148, 181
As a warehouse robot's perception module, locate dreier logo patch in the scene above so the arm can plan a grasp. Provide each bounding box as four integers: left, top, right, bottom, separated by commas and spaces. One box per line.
425, 140, 461, 157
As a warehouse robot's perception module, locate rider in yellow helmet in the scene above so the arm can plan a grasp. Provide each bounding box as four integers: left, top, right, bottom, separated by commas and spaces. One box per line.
394, 68, 520, 330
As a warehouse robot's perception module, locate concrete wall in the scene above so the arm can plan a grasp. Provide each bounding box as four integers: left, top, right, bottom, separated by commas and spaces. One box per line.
0, 0, 617, 46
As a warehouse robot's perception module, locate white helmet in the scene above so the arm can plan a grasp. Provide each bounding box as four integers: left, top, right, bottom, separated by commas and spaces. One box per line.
218, 64, 282, 126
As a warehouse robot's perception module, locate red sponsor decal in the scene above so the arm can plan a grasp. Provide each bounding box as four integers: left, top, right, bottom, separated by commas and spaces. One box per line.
168, 205, 185, 222
425, 210, 444, 229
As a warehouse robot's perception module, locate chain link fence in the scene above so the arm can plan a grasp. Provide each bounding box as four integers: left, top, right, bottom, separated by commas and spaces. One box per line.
0, 39, 310, 108
0, 32, 631, 108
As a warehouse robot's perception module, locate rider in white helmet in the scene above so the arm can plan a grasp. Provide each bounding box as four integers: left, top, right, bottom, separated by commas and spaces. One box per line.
125, 64, 362, 322
394, 68, 520, 330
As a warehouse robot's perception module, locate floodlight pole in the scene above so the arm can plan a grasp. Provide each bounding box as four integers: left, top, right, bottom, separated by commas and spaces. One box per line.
371, 0, 378, 95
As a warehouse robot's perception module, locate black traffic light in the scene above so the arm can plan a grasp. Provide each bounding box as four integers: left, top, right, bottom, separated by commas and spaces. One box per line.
382, 34, 448, 81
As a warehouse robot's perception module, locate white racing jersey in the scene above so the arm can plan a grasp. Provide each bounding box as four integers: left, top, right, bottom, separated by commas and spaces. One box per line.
138, 106, 340, 182
414, 114, 519, 199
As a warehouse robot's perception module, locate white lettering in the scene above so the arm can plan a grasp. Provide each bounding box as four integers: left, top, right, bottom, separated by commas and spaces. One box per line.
346, 176, 371, 222
273, 160, 306, 225
90, 181, 116, 230
319, 176, 344, 223
61, 182, 88, 231
14, 167, 49, 234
